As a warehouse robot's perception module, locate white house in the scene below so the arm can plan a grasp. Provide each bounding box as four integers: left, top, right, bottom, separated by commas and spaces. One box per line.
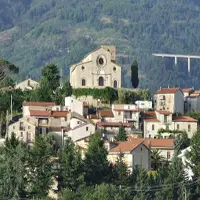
178, 147, 194, 180
143, 110, 197, 139
135, 101, 152, 111
65, 96, 84, 116
154, 88, 184, 114
108, 140, 150, 172
15, 78, 39, 91
112, 104, 140, 129
127, 137, 176, 161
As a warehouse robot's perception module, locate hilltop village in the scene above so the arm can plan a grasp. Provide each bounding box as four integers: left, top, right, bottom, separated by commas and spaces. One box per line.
1, 46, 200, 199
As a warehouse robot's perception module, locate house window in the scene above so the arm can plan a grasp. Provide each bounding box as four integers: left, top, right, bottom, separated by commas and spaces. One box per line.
82, 66, 85, 70
113, 80, 117, 88
167, 151, 171, 159
166, 125, 169, 130
21, 132, 23, 137
141, 147, 142, 151
113, 67, 116, 71
28, 126, 30, 130
77, 121, 80, 124
188, 125, 191, 132
164, 115, 167, 123
82, 79, 86, 86
177, 124, 179, 130
118, 111, 121, 116
98, 76, 104, 86
86, 127, 89, 131
152, 124, 154, 131
13, 126, 15, 130
149, 134, 151, 138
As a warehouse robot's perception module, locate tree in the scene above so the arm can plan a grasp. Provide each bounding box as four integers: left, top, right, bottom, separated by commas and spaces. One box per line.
151, 149, 165, 170
0, 59, 19, 84
112, 152, 130, 186
131, 60, 139, 88
115, 126, 127, 141
55, 80, 72, 105
84, 132, 109, 185
58, 138, 84, 191
27, 135, 54, 198
0, 134, 27, 199
41, 63, 60, 91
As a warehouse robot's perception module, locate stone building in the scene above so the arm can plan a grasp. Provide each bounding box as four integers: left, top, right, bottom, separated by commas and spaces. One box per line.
70, 45, 122, 89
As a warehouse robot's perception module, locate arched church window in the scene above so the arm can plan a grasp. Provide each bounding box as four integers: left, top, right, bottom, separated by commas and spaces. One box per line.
113, 80, 117, 88
82, 79, 86, 86
98, 76, 104, 86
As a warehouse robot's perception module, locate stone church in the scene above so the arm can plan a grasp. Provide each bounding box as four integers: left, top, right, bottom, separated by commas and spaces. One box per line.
70, 45, 122, 89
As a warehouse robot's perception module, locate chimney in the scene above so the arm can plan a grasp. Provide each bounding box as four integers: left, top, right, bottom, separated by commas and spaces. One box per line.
168, 84, 169, 88
160, 86, 161, 90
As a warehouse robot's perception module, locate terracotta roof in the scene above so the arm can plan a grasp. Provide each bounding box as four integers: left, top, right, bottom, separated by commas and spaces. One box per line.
97, 110, 114, 118
182, 88, 194, 93
127, 137, 175, 149
172, 116, 198, 122
189, 93, 200, 97
97, 122, 131, 127
143, 111, 156, 118
144, 118, 160, 122
30, 110, 51, 117
23, 101, 56, 106
194, 90, 200, 94
88, 114, 99, 119
51, 111, 68, 117
156, 110, 172, 116
30, 110, 68, 118
109, 140, 146, 153
155, 88, 181, 94
113, 108, 140, 112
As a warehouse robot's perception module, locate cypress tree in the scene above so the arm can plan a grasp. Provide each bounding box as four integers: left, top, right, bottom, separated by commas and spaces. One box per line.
131, 60, 139, 88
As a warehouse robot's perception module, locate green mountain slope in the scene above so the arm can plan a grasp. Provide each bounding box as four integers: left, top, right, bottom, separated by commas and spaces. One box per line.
1, 0, 200, 91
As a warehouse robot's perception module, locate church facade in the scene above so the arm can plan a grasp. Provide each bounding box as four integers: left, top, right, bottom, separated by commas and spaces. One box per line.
70, 45, 122, 89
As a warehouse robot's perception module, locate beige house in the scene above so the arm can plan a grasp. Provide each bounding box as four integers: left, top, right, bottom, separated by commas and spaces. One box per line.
127, 137, 176, 161
112, 104, 140, 129
23, 101, 56, 117
154, 88, 184, 114
15, 78, 39, 91
70, 45, 122, 89
8, 117, 37, 145
108, 140, 150, 172
143, 110, 198, 138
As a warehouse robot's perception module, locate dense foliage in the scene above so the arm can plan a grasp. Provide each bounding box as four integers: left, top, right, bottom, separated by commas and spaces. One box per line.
1, 1, 200, 91
1, 128, 200, 199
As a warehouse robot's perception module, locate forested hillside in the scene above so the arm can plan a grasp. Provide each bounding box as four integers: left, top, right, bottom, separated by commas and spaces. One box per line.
1, 0, 200, 91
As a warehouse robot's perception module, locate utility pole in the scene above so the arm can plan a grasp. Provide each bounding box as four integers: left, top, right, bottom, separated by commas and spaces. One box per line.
10, 94, 13, 121
5, 110, 9, 139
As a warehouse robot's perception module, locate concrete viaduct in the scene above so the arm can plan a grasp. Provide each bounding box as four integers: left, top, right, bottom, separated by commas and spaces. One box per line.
152, 53, 200, 73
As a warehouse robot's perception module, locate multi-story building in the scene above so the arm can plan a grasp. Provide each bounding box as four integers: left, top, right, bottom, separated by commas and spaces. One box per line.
112, 104, 140, 129
154, 88, 184, 114
185, 91, 200, 112
107, 140, 151, 171
70, 45, 122, 89
143, 110, 197, 138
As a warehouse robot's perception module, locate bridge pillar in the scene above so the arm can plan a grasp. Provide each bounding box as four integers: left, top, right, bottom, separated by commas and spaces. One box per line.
175, 56, 177, 65
188, 57, 191, 73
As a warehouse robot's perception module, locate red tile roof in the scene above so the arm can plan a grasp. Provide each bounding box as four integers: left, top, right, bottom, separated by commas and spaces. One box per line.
30, 110, 68, 118
109, 140, 146, 153
113, 108, 140, 112
127, 137, 175, 149
172, 116, 198, 122
97, 110, 114, 118
155, 88, 181, 94
30, 110, 51, 117
23, 101, 56, 106
51, 111, 68, 117
97, 122, 131, 127
144, 118, 160, 122
156, 110, 172, 116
